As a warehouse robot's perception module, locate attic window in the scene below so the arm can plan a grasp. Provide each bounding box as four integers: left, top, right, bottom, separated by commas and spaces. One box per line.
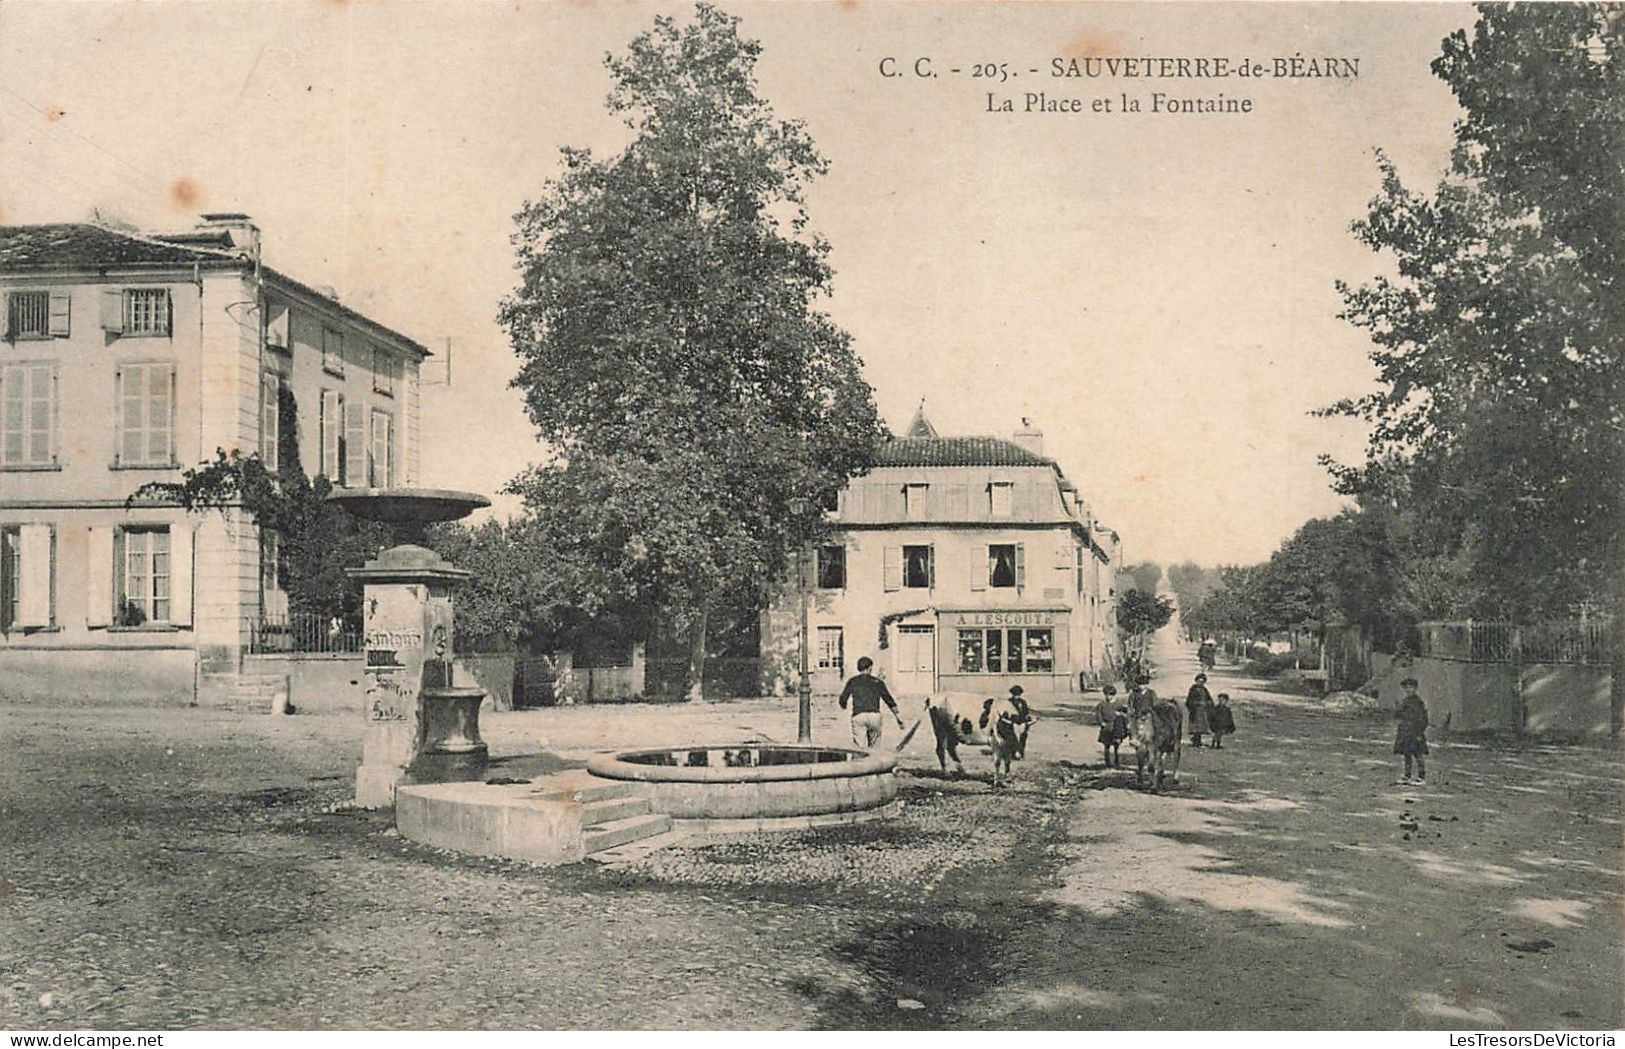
903, 483, 929, 520
989, 481, 1014, 516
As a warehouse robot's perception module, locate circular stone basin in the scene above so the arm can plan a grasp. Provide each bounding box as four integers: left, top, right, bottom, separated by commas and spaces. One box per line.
586, 744, 898, 827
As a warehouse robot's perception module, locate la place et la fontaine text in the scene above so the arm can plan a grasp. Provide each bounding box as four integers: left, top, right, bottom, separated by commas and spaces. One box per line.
986, 91, 1251, 115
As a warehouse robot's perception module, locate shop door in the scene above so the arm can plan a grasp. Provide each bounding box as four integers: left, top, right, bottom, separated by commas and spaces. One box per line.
892, 625, 937, 695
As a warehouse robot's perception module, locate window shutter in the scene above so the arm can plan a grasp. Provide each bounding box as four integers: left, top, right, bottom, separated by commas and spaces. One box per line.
261, 373, 280, 470
320, 391, 341, 479
17, 524, 52, 627
1015, 543, 1027, 590
47, 292, 70, 337
927, 544, 936, 588
343, 403, 366, 487
970, 548, 987, 591
164, 291, 174, 336
100, 289, 124, 333
86, 526, 114, 627
882, 546, 901, 592
169, 523, 193, 626
1, 292, 9, 338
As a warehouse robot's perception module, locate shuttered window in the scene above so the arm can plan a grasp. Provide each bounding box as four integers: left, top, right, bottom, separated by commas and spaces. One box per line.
0, 363, 57, 467
6, 291, 49, 338
320, 390, 343, 481
343, 403, 366, 487
988, 543, 1026, 589
372, 346, 396, 397
117, 527, 171, 625
261, 372, 281, 471
124, 289, 171, 336
989, 482, 1014, 517
369, 410, 393, 488
115, 363, 175, 467
323, 327, 345, 375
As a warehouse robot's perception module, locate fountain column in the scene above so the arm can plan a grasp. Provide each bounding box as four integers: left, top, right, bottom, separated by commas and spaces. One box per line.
329, 488, 492, 808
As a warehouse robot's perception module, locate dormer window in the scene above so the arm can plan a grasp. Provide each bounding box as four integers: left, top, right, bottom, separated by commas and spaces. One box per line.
989, 481, 1014, 517
903, 483, 929, 520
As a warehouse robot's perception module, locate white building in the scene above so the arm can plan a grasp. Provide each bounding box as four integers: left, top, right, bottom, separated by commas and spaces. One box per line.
764, 409, 1120, 698
0, 214, 428, 705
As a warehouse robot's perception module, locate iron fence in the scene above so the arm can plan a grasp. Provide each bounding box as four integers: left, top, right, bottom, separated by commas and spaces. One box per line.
1418, 618, 1612, 666
245, 612, 363, 655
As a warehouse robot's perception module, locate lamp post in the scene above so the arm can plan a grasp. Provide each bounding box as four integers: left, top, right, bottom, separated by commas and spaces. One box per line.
790, 498, 812, 743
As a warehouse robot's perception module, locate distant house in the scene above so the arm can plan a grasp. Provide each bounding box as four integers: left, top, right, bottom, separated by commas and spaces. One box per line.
763, 408, 1120, 697
0, 214, 428, 704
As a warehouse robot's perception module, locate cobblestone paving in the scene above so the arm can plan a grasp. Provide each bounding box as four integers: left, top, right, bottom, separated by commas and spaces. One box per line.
2, 654, 1620, 1030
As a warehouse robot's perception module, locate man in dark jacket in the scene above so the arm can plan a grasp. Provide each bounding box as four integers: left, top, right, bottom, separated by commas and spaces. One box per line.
838, 656, 904, 749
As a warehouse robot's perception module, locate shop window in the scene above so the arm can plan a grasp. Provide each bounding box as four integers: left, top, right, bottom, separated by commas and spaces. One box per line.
957, 626, 1052, 674
1024, 628, 1054, 672
815, 545, 846, 589
957, 630, 983, 674
816, 626, 844, 674
903, 544, 933, 588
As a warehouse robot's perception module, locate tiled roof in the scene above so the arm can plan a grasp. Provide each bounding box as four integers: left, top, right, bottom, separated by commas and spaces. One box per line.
874, 437, 1052, 468
0, 223, 432, 358
0, 224, 239, 269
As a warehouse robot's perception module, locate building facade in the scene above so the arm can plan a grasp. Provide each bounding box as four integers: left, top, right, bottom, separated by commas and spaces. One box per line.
0, 215, 427, 704
763, 410, 1120, 698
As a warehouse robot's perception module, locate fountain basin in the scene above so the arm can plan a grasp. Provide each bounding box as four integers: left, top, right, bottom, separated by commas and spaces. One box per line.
586, 744, 898, 830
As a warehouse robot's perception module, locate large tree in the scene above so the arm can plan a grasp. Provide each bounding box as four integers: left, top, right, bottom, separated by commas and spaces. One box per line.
1326, 5, 1624, 730
500, 5, 885, 700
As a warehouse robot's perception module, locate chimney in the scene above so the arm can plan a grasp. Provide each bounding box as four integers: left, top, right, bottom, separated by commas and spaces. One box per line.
1013, 417, 1044, 458
197, 212, 260, 258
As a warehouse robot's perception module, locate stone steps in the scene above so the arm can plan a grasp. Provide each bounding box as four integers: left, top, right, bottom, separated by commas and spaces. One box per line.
582, 812, 672, 855
586, 829, 692, 867
577, 795, 652, 824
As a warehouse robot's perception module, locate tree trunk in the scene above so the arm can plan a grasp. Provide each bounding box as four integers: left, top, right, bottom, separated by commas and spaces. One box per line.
1611, 564, 1624, 738
686, 605, 709, 704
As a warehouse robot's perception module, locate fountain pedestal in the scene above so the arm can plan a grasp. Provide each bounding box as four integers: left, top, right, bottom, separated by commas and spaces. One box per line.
331, 489, 491, 808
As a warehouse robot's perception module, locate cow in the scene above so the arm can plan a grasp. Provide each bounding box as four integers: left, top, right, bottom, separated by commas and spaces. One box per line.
924, 693, 1035, 788
1125, 699, 1183, 791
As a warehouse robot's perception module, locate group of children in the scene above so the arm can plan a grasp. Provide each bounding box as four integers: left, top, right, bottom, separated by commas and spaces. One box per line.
1091, 667, 1433, 785
1091, 676, 1237, 767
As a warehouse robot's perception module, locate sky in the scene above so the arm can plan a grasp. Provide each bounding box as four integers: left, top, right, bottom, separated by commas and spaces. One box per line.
0, 1, 1478, 566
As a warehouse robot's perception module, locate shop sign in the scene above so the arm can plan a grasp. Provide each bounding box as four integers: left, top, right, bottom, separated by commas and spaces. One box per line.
953, 610, 1058, 627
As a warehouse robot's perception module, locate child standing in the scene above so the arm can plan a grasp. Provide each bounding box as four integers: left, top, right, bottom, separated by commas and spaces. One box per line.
1209, 692, 1236, 748
1095, 685, 1127, 768
1394, 676, 1430, 783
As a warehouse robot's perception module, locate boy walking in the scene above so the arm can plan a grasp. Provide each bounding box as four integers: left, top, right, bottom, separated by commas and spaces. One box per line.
838, 656, 904, 750
1394, 676, 1430, 783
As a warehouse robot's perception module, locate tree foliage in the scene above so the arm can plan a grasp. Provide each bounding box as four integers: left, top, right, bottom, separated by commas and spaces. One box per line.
500, 5, 886, 698
131, 391, 388, 621
1119, 561, 1164, 597
1324, 4, 1623, 622
1117, 588, 1175, 638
